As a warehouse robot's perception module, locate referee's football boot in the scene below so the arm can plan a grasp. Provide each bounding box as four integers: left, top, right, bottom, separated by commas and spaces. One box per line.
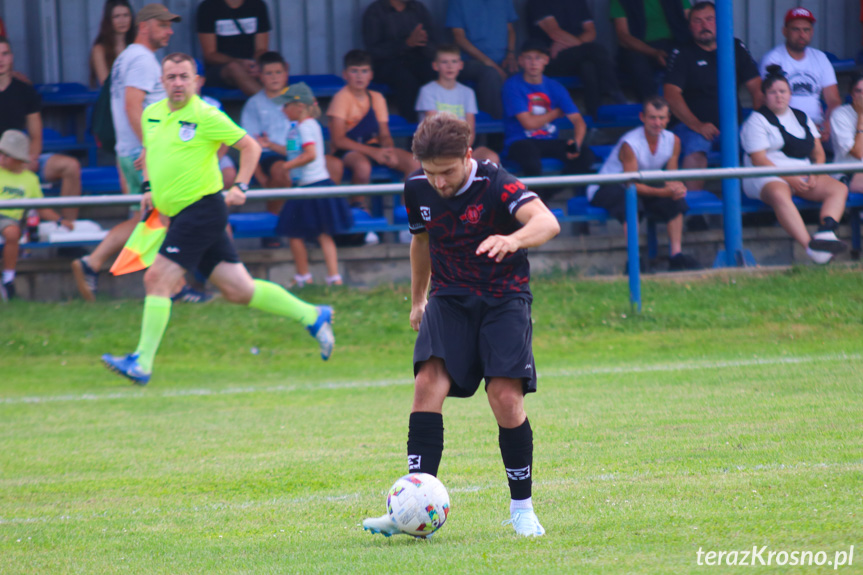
307, 305, 335, 361
362, 514, 406, 537
101, 352, 151, 385
503, 509, 546, 537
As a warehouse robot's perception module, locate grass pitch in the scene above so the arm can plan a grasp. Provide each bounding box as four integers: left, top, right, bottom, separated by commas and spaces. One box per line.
1, 266, 862, 574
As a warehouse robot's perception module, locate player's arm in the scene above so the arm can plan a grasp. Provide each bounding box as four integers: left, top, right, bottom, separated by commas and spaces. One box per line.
409, 231, 431, 332
477, 198, 560, 262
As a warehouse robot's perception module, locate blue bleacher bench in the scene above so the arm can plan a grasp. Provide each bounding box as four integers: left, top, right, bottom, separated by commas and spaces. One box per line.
36, 83, 99, 107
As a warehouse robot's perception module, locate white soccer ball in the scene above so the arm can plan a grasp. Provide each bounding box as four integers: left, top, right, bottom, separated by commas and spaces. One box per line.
386, 472, 450, 537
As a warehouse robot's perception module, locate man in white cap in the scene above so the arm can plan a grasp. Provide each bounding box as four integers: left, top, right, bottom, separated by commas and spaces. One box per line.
759, 7, 841, 142
0, 130, 62, 300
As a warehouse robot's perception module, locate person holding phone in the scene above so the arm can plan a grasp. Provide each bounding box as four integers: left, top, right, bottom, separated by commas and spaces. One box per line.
501, 39, 594, 200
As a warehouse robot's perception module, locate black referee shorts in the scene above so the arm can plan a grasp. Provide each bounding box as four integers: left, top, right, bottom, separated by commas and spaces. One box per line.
159, 192, 240, 278
413, 294, 537, 398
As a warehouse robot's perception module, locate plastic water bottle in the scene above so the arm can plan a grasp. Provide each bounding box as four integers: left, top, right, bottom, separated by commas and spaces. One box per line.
26, 210, 40, 243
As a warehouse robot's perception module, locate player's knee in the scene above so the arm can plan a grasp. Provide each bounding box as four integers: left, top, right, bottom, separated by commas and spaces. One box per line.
221, 283, 252, 304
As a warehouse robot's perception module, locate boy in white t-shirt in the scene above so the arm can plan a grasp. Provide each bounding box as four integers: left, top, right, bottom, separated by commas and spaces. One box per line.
415, 45, 499, 164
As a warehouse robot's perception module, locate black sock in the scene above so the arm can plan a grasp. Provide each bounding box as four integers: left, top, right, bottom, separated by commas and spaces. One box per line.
407, 412, 444, 476
819, 216, 839, 232
499, 417, 533, 501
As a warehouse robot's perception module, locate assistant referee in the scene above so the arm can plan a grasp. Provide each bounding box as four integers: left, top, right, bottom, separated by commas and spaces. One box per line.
103, 52, 335, 385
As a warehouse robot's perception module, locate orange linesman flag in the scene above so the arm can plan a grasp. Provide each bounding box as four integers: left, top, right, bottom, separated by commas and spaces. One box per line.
109, 209, 167, 276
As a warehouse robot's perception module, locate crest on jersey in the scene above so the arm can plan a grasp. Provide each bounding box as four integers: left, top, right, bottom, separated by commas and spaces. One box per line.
420, 206, 431, 221
459, 203, 484, 225
179, 121, 197, 142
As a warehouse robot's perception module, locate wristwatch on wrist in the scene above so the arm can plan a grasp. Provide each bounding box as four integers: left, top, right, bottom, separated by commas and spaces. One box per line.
234, 182, 249, 193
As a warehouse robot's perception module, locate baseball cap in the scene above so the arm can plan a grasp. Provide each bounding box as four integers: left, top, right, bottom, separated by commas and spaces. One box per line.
520, 38, 550, 56
271, 82, 316, 106
136, 3, 182, 25
785, 7, 815, 25
0, 130, 31, 162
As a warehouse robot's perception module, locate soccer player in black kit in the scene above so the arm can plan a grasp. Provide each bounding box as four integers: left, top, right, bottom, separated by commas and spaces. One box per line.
363, 112, 559, 537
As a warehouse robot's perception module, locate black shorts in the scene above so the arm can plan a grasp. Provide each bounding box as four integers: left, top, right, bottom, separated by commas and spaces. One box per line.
259, 152, 287, 177
413, 295, 537, 398
159, 192, 240, 278
590, 183, 689, 224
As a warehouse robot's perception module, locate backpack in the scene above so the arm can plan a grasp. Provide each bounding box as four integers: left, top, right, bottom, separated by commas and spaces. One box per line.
91, 72, 115, 151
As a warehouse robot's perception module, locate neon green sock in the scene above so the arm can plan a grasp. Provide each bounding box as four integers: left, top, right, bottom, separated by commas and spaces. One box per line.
249, 279, 318, 326
134, 295, 172, 373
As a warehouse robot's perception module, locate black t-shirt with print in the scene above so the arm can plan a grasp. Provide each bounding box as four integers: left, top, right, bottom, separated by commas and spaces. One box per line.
197, 0, 272, 60
0, 78, 41, 136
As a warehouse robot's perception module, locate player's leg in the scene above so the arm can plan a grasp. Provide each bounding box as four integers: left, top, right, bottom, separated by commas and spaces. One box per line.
481, 297, 544, 536
208, 258, 335, 361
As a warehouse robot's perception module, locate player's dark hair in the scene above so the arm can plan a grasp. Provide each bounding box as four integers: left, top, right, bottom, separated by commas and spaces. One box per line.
343, 49, 372, 69
258, 50, 287, 69
762, 64, 790, 93
688, 1, 715, 20
412, 112, 472, 161
162, 52, 196, 70
435, 44, 461, 58
643, 96, 669, 113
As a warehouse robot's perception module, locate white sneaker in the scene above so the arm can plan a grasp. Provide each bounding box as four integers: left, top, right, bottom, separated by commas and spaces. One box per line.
364, 232, 380, 245
362, 513, 406, 537
806, 246, 833, 265
809, 230, 847, 254
503, 509, 545, 537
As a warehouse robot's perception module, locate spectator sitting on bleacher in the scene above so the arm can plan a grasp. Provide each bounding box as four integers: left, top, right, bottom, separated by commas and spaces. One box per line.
272, 83, 352, 288
664, 1, 762, 191
89, 0, 135, 87
197, 0, 271, 97
502, 40, 594, 199
72, 4, 181, 302
362, 0, 436, 124
526, 0, 626, 119
740, 65, 848, 265
0, 130, 63, 301
588, 97, 701, 271
759, 8, 841, 144
611, 0, 692, 102
326, 50, 419, 208
0, 37, 80, 230
415, 44, 499, 165
446, 0, 519, 120
830, 74, 863, 193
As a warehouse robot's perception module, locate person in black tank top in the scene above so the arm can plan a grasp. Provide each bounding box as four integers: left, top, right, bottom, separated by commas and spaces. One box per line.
744, 65, 847, 263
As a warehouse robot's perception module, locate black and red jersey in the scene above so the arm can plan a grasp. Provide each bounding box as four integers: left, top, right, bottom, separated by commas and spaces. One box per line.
404, 159, 540, 298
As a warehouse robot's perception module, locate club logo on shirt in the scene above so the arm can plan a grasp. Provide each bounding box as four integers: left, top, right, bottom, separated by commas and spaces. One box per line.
459, 203, 484, 225
179, 121, 197, 142
420, 206, 431, 221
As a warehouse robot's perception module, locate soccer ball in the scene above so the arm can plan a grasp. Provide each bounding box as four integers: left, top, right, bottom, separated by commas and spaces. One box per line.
386, 473, 450, 537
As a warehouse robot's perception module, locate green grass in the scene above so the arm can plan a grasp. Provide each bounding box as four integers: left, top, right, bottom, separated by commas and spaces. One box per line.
1, 266, 862, 574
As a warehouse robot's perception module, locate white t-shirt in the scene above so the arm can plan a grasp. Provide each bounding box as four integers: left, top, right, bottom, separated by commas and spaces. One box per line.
586, 127, 676, 201
740, 107, 820, 166
110, 44, 165, 157
829, 104, 863, 165
759, 45, 837, 125
286, 118, 330, 186
415, 81, 478, 120
240, 89, 289, 146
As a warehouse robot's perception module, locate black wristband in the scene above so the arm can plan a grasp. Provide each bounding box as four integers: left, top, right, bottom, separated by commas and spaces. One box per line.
142, 180, 151, 193
234, 182, 249, 193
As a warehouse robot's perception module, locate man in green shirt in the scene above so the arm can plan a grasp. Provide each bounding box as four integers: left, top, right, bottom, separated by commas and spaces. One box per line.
611, 0, 691, 101
102, 53, 335, 385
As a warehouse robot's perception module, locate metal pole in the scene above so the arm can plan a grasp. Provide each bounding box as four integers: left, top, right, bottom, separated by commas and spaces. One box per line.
625, 184, 641, 313
715, 0, 754, 267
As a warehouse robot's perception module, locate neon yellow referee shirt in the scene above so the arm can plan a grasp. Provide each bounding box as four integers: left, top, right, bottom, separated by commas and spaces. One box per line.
142, 95, 246, 217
